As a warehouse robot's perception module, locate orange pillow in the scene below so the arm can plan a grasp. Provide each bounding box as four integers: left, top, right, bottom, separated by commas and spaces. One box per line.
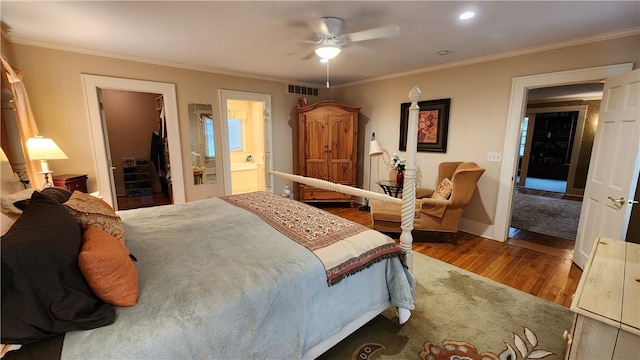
78, 226, 138, 307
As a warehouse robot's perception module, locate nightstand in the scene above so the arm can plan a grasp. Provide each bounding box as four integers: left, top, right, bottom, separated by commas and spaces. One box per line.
53, 174, 88, 193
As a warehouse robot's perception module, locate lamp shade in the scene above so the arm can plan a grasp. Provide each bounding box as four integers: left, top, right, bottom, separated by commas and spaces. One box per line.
369, 139, 383, 157
314, 45, 341, 60
0, 147, 9, 163
26, 136, 68, 161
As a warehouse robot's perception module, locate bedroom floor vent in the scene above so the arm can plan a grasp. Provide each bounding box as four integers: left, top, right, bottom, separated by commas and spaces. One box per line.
287, 84, 319, 97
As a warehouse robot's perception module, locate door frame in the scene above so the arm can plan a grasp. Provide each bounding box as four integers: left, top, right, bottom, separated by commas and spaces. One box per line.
81, 74, 185, 208
493, 63, 633, 241
218, 89, 273, 195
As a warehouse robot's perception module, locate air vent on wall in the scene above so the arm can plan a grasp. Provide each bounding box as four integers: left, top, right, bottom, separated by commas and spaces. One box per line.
287, 84, 319, 97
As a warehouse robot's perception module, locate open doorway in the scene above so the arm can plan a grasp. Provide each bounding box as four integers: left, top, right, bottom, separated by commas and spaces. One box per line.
99, 89, 173, 210
219, 90, 273, 195
509, 84, 602, 250
494, 63, 633, 244
81, 74, 185, 209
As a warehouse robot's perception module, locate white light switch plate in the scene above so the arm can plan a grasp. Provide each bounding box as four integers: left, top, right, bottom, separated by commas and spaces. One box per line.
487, 152, 502, 163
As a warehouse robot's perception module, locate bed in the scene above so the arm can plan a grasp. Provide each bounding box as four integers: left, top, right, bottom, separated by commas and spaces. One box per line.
1, 86, 424, 359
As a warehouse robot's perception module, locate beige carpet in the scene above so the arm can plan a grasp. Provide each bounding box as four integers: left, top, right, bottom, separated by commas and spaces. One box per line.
510, 192, 581, 239
318, 252, 573, 360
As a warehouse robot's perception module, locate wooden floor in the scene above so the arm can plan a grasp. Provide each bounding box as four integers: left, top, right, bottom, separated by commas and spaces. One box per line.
318, 203, 582, 308
117, 192, 172, 210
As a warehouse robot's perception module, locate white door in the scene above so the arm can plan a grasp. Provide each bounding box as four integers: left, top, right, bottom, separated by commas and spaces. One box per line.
573, 69, 640, 268
96, 89, 119, 209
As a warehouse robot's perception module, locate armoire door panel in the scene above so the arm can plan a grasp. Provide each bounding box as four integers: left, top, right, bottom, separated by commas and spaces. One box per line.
305, 161, 327, 180
298, 101, 360, 202
329, 161, 352, 183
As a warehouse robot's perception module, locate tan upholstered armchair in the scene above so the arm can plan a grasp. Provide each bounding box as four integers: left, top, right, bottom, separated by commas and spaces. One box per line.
370, 162, 485, 243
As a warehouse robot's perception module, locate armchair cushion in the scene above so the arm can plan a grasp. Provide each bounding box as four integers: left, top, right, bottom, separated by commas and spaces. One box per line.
415, 188, 434, 199
419, 198, 450, 218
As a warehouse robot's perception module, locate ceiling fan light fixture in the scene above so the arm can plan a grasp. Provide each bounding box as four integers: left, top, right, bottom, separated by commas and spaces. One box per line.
314, 45, 341, 60
459, 11, 475, 20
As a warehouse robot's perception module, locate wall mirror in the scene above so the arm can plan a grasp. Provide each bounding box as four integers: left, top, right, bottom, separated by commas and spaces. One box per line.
188, 103, 216, 185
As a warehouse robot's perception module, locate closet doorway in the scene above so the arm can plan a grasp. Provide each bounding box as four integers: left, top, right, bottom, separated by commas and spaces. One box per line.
82, 75, 185, 210
100, 90, 173, 210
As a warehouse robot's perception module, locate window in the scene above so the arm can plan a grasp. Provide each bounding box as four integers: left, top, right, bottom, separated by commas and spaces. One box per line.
228, 118, 243, 151
202, 115, 215, 158
519, 117, 529, 157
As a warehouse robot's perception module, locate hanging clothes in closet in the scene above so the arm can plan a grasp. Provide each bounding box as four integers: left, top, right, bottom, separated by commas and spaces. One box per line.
151, 96, 171, 197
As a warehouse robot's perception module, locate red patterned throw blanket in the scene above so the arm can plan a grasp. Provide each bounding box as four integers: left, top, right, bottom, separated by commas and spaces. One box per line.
221, 191, 404, 285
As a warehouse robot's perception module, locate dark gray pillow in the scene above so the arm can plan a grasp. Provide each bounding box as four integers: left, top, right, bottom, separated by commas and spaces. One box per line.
41, 187, 73, 203
1, 191, 115, 345
12, 187, 73, 211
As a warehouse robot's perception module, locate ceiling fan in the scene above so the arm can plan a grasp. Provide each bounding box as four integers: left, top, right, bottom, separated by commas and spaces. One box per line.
308, 17, 400, 61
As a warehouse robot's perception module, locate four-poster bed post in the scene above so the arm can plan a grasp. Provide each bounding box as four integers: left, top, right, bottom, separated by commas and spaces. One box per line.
399, 86, 421, 268
271, 86, 422, 268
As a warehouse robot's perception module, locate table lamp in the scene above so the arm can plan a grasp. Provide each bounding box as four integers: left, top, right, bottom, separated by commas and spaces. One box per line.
25, 135, 68, 188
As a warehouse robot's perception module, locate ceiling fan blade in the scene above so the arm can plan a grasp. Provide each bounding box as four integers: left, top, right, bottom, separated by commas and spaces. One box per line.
344, 25, 400, 43
302, 50, 316, 60
318, 18, 331, 36
306, 17, 330, 37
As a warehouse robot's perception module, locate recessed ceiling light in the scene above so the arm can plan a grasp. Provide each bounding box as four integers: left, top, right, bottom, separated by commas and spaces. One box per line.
436, 50, 450, 56
459, 11, 475, 20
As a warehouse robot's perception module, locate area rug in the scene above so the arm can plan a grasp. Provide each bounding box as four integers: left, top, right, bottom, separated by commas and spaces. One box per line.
317, 253, 573, 360
510, 192, 581, 239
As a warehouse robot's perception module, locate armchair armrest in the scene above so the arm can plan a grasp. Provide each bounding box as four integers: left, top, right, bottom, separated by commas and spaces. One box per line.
417, 197, 450, 218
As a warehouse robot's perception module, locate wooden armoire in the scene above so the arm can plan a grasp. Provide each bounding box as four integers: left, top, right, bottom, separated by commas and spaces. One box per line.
298, 101, 360, 203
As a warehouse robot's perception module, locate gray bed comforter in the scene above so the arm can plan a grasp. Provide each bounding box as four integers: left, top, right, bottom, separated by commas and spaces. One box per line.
61, 197, 415, 359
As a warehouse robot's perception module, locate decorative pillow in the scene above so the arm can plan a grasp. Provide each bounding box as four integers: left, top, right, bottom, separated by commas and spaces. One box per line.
1, 191, 115, 344
63, 191, 125, 242
78, 226, 139, 307
41, 187, 74, 204
431, 178, 453, 200
12, 187, 73, 211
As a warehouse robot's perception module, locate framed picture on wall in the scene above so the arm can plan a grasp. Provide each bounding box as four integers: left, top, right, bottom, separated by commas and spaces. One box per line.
399, 98, 450, 153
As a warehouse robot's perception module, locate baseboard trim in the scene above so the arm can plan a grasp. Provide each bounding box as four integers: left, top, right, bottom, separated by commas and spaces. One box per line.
458, 218, 501, 242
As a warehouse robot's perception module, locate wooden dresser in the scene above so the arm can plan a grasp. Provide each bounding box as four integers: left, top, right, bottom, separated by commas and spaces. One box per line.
297, 101, 359, 203
565, 237, 639, 359
52, 174, 88, 193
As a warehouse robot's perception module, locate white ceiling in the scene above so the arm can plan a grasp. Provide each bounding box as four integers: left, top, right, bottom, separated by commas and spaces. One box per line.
1, 1, 639, 87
